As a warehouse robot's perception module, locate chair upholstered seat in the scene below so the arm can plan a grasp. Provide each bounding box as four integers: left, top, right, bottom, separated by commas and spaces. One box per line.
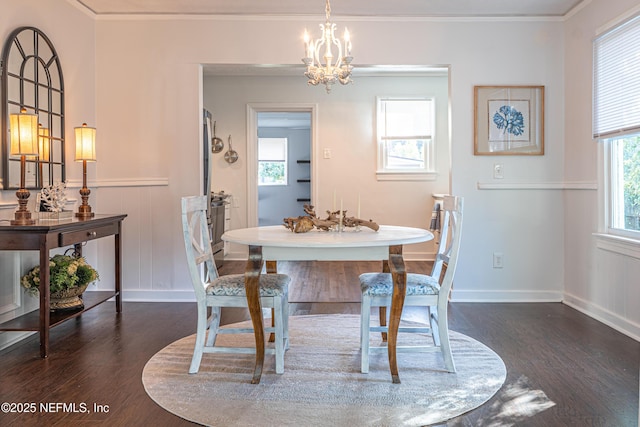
360, 273, 439, 297
207, 274, 289, 297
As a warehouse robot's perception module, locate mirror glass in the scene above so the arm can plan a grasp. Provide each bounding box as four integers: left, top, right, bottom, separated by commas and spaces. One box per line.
1, 27, 65, 190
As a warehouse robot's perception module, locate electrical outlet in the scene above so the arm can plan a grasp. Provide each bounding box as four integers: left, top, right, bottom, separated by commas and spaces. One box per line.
323, 148, 332, 159
493, 163, 504, 179
493, 252, 504, 268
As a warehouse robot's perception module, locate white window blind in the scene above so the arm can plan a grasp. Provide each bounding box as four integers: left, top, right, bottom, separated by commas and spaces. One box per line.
593, 14, 640, 139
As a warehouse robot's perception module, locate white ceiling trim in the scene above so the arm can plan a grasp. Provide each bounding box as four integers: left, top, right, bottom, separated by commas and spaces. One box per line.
89, 14, 568, 23
73, 0, 588, 22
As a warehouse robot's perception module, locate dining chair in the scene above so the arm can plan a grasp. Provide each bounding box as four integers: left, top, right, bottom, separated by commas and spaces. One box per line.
181, 195, 290, 374
359, 195, 463, 374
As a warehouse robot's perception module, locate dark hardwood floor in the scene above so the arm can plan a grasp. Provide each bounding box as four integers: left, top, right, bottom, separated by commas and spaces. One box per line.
0, 261, 638, 426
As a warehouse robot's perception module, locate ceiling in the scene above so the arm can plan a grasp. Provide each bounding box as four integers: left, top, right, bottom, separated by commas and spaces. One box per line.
76, 0, 586, 18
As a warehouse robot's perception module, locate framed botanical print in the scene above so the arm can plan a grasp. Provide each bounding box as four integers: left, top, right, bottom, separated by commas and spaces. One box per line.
474, 86, 544, 155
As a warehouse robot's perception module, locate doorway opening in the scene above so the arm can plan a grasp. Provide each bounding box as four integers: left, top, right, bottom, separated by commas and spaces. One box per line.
247, 105, 316, 227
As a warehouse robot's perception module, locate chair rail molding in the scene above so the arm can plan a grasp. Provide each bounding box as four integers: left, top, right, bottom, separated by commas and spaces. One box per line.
0, 201, 19, 210
65, 177, 170, 188
477, 181, 597, 190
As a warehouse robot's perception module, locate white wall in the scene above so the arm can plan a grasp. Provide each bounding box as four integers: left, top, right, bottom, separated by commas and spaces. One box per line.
563, 0, 640, 340
3, 1, 636, 340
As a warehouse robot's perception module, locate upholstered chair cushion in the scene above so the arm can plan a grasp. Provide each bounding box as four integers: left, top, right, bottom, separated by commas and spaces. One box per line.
360, 272, 440, 297
206, 273, 290, 297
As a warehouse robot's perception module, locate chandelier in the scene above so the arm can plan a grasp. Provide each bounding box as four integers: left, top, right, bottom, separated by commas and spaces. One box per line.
302, 0, 353, 93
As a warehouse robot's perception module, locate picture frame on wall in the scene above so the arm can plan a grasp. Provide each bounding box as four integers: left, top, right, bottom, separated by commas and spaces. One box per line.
474, 85, 544, 155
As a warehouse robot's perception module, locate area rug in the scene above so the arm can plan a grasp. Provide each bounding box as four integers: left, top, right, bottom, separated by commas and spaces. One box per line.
142, 314, 506, 427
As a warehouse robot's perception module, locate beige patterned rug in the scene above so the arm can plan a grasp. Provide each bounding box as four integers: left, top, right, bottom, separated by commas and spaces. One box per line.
142, 314, 506, 426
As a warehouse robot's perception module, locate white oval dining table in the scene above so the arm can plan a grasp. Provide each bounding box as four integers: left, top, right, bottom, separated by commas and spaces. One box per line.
222, 224, 433, 384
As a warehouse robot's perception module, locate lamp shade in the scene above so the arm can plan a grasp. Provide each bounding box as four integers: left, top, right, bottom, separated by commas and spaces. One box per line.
75, 123, 96, 162
10, 108, 39, 156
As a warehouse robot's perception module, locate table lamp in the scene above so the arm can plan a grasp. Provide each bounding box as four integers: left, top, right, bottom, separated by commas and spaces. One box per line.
10, 108, 39, 225
74, 123, 96, 219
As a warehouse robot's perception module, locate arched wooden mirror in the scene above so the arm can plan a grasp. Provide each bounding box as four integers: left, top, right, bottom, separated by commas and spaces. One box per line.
1, 26, 65, 190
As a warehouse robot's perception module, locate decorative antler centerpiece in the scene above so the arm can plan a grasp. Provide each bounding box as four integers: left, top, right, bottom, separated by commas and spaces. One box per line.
283, 204, 379, 233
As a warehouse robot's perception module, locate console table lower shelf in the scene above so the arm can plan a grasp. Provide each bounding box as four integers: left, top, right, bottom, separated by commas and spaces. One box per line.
0, 291, 118, 331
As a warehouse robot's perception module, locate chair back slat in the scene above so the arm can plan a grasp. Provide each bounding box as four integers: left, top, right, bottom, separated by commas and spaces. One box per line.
430, 195, 463, 294
181, 196, 220, 302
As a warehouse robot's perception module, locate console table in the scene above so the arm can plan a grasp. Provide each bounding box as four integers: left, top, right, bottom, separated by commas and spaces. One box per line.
0, 214, 127, 357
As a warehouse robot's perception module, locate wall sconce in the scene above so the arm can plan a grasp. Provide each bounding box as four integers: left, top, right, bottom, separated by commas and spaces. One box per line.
74, 123, 96, 219
10, 108, 39, 225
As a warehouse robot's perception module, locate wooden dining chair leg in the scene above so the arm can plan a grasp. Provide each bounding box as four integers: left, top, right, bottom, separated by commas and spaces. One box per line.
360, 293, 371, 373
379, 306, 388, 342
205, 306, 221, 347
428, 306, 441, 346
189, 300, 208, 374
267, 260, 277, 343
274, 296, 285, 374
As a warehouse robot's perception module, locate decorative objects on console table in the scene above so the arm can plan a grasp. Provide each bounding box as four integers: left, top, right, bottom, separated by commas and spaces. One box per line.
9, 107, 39, 225
37, 182, 72, 220
302, 0, 353, 93
74, 123, 96, 219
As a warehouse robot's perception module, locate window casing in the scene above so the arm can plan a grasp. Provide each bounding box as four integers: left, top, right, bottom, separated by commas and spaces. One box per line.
258, 138, 287, 186
594, 13, 640, 241
376, 97, 435, 180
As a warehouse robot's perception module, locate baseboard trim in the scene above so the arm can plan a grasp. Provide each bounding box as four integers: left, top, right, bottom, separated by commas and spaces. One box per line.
563, 292, 640, 342
0, 331, 36, 352
451, 289, 563, 302
121, 289, 196, 302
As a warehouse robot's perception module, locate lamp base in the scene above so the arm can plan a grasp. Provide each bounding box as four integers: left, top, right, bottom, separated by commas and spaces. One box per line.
11, 211, 36, 226
11, 187, 35, 225
76, 184, 94, 219
75, 207, 95, 219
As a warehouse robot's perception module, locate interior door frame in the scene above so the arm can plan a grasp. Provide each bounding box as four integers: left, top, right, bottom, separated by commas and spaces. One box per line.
246, 103, 318, 227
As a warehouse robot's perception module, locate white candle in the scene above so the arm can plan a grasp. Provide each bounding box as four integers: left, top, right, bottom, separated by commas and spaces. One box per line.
357, 193, 361, 218
344, 29, 351, 56
304, 30, 310, 58
333, 189, 336, 212
340, 198, 343, 230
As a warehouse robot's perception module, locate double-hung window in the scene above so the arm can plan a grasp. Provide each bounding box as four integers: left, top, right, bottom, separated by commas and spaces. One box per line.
594, 13, 640, 240
376, 97, 435, 180
258, 138, 288, 186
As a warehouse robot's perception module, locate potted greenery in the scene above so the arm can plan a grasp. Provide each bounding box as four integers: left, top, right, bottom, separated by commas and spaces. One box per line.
21, 254, 99, 311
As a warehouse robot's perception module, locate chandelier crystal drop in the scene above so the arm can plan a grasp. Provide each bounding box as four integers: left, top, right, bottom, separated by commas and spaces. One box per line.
302, 0, 353, 93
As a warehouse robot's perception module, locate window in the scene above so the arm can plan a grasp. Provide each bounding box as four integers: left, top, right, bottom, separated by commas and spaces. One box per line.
608, 135, 640, 235
594, 13, 640, 239
258, 138, 287, 186
376, 97, 435, 180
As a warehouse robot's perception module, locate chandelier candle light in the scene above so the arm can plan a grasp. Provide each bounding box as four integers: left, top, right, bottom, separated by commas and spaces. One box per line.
302, 0, 353, 93
75, 123, 96, 219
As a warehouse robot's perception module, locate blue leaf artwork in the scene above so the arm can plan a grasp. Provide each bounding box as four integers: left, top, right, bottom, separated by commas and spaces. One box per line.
493, 105, 525, 136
